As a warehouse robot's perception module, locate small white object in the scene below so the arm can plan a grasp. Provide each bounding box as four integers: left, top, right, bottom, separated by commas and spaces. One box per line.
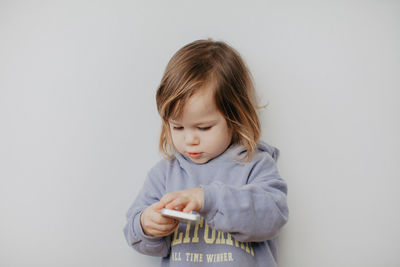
161, 208, 201, 223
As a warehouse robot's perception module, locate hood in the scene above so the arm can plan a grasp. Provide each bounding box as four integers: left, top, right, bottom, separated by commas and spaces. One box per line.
230, 140, 280, 162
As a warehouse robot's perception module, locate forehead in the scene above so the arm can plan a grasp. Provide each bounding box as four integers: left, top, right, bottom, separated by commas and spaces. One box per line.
171, 88, 219, 123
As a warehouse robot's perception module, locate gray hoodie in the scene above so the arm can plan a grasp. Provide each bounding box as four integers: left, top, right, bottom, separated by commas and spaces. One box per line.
124, 141, 288, 267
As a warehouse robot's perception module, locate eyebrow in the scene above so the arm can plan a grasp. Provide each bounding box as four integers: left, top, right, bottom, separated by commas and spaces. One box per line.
170, 119, 217, 126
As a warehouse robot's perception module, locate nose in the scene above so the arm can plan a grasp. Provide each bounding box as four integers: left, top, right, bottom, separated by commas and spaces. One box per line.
185, 131, 199, 146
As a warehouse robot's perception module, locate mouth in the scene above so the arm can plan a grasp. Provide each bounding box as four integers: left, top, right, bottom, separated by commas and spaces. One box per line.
188, 152, 202, 159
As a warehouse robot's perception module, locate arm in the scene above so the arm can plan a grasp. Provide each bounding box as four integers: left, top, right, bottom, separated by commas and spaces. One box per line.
201, 154, 288, 242
123, 166, 175, 257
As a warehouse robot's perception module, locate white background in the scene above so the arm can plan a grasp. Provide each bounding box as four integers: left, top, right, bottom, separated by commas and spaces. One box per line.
1, 1, 399, 266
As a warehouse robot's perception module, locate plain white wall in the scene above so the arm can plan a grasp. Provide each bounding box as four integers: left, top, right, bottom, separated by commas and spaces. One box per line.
1, 1, 399, 266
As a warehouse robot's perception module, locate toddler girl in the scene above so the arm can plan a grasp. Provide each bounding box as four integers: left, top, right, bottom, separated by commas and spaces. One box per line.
124, 39, 288, 267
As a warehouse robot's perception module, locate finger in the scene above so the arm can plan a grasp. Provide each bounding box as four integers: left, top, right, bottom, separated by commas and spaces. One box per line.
154, 222, 178, 232
154, 214, 177, 225
153, 201, 176, 212
159, 193, 177, 207
165, 198, 187, 210
148, 221, 179, 237
182, 202, 197, 213
148, 229, 170, 237
153, 201, 165, 211
164, 223, 179, 236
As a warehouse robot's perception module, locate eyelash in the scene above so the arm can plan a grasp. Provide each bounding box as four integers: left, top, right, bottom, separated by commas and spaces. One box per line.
173, 126, 211, 131
198, 126, 211, 131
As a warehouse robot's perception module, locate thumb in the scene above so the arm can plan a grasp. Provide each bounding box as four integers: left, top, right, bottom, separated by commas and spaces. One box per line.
153, 201, 164, 211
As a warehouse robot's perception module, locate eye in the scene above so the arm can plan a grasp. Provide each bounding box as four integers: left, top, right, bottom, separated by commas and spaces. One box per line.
173, 126, 184, 130
198, 126, 211, 131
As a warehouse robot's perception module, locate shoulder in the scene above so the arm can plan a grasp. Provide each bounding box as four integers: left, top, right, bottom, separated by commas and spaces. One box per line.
244, 141, 281, 178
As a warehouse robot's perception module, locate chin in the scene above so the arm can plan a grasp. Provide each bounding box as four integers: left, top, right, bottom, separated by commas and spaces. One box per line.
193, 158, 209, 164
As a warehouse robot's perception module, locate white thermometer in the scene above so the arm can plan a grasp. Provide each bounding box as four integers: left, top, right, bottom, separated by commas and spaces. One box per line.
161, 208, 201, 223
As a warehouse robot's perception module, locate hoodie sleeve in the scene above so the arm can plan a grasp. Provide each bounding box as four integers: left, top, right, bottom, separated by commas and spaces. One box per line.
200, 152, 289, 242
123, 164, 171, 257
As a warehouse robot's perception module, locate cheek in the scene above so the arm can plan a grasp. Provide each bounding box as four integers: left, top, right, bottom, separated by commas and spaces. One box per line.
172, 133, 186, 149
170, 131, 180, 145
216, 123, 230, 136
171, 132, 179, 140
209, 127, 230, 144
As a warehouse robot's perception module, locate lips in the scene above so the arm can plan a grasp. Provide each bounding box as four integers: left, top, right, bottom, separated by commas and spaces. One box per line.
188, 152, 202, 159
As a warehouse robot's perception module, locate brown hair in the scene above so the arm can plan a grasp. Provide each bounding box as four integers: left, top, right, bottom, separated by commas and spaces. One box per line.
156, 39, 262, 163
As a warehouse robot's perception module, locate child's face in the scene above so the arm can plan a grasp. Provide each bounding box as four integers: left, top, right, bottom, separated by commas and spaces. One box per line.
169, 88, 232, 164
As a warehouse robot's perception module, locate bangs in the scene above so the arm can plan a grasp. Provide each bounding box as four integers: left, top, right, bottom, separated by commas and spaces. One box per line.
159, 77, 217, 122
168, 97, 188, 121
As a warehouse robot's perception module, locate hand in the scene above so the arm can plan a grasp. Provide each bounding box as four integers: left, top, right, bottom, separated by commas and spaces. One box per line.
156, 187, 204, 213
140, 202, 179, 237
